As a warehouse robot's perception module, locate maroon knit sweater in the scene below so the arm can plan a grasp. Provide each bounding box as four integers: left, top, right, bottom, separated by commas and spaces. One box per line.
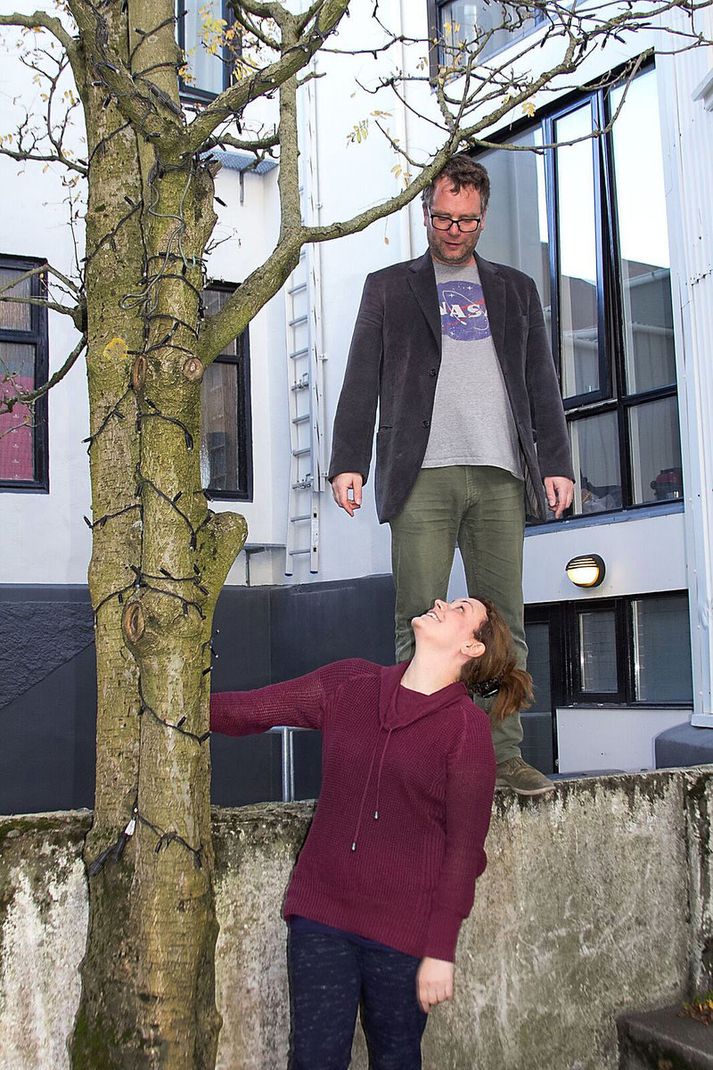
211, 658, 496, 962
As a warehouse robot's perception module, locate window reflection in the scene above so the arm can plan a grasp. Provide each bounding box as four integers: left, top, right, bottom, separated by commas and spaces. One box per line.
610, 73, 676, 394
524, 621, 551, 713
439, 1, 478, 50
579, 610, 618, 693
437, 0, 544, 61
556, 105, 600, 400
477, 129, 550, 313
199, 285, 251, 499
629, 396, 683, 505
570, 411, 622, 515
201, 362, 240, 492
0, 342, 35, 482
0, 271, 32, 331
180, 0, 227, 97
632, 595, 692, 703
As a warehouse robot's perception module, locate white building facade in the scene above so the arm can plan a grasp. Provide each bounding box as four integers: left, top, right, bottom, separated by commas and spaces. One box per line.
1, 0, 712, 787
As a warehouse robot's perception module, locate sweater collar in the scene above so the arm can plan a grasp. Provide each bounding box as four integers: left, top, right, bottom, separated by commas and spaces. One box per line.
378, 662, 468, 730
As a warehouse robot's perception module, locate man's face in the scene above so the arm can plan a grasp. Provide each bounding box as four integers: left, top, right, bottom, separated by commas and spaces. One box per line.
423, 179, 485, 266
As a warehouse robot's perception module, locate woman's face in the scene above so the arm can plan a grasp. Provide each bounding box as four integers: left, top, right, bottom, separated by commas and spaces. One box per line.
413, 598, 488, 657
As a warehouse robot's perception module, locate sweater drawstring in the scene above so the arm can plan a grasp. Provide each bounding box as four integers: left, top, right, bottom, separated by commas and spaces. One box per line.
372, 728, 393, 821
350, 736, 381, 852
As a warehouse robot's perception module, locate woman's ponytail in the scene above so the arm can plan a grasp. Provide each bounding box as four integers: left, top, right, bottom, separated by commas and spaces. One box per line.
461, 599, 533, 719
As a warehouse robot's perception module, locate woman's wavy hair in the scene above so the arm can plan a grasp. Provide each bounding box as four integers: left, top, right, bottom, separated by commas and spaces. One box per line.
460, 599, 533, 720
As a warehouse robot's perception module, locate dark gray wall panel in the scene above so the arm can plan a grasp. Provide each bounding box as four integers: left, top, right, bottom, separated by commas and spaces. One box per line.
0, 576, 396, 814
0, 585, 94, 711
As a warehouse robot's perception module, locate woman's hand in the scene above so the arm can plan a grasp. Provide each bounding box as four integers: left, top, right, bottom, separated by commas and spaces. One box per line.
416, 957, 454, 1013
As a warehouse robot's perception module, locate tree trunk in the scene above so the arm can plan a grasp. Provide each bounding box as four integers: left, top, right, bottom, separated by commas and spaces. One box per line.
69, 2, 246, 1065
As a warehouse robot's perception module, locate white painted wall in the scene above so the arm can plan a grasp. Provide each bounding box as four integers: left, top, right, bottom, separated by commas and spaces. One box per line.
0, 0, 708, 622
0, 13, 90, 584
523, 509, 688, 604
557, 707, 691, 774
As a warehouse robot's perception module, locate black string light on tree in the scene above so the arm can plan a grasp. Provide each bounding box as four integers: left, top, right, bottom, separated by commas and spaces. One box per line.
84, 150, 216, 881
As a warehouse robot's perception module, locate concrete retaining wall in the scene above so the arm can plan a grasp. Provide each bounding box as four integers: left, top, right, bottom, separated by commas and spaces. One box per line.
1, 770, 712, 1070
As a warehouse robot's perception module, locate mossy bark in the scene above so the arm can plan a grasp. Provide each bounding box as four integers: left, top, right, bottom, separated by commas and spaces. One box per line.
68, 1, 246, 1066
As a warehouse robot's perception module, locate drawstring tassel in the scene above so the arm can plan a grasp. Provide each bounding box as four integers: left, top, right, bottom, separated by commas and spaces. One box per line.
351, 841, 357, 852
373, 810, 379, 820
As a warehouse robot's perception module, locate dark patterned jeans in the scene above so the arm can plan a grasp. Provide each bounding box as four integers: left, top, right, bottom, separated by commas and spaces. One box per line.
288, 930, 428, 1070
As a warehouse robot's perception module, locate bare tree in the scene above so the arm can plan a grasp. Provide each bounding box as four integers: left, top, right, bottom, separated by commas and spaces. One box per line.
0, 1, 708, 1066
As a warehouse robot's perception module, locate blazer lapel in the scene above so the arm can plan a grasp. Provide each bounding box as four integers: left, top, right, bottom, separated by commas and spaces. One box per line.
407, 252, 440, 348
476, 253, 507, 366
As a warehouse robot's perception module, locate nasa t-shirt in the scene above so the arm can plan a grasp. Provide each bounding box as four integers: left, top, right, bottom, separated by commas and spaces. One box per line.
421, 258, 523, 478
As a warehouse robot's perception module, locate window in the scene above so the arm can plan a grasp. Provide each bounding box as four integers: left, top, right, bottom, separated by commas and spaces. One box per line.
200, 284, 252, 500
573, 602, 626, 702
477, 66, 682, 520
177, 0, 232, 102
521, 612, 560, 774
525, 591, 693, 710
427, 0, 546, 77
631, 595, 693, 704
0, 256, 49, 492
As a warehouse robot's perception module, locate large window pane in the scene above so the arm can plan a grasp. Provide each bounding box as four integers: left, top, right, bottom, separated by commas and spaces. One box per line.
632, 595, 693, 703
556, 106, 600, 400
570, 411, 622, 514
524, 621, 551, 713
0, 341, 36, 482
611, 73, 676, 394
579, 610, 618, 693
0, 271, 32, 331
181, 0, 226, 96
439, 1, 542, 61
201, 362, 240, 492
477, 128, 550, 313
629, 396, 683, 505
199, 284, 251, 499
439, 1, 477, 49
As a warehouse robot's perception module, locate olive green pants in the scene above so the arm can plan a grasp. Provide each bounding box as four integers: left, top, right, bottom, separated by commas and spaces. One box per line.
389, 465, 526, 764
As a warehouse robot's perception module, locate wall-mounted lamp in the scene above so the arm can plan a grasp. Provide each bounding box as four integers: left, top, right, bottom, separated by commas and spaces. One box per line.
565, 554, 606, 588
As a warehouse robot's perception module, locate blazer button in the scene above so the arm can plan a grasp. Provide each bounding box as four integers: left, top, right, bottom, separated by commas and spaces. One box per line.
429, 368, 437, 377
422, 419, 430, 429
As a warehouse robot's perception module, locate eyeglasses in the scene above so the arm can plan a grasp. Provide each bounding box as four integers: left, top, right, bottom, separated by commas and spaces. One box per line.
429, 212, 482, 233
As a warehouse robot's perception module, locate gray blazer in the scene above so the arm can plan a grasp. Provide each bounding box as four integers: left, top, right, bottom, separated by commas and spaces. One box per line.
328, 250, 575, 523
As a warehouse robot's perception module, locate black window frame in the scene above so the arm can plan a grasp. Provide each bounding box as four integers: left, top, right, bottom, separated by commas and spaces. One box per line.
0, 254, 49, 494
201, 281, 253, 502
526, 590, 693, 712
570, 598, 628, 705
475, 59, 681, 523
176, 0, 233, 104
426, 0, 546, 81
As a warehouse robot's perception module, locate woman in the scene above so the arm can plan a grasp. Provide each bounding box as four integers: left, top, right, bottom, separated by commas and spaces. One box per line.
211, 597, 532, 1070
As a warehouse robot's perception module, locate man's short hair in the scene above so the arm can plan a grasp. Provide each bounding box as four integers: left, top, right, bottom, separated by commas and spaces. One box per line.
422, 154, 490, 213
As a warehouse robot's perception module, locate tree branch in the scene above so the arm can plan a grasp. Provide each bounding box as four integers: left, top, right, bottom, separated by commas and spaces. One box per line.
0, 335, 87, 413
199, 130, 279, 154
276, 19, 301, 241
0, 294, 86, 329
178, 0, 350, 154
0, 263, 86, 330
0, 11, 76, 55
302, 140, 460, 246
0, 145, 87, 176
197, 233, 304, 365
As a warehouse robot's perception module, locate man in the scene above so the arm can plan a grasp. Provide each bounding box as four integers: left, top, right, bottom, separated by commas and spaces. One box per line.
328, 154, 574, 794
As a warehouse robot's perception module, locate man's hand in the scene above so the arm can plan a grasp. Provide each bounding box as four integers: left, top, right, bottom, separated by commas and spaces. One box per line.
416, 957, 454, 1013
331, 472, 363, 517
544, 476, 574, 519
